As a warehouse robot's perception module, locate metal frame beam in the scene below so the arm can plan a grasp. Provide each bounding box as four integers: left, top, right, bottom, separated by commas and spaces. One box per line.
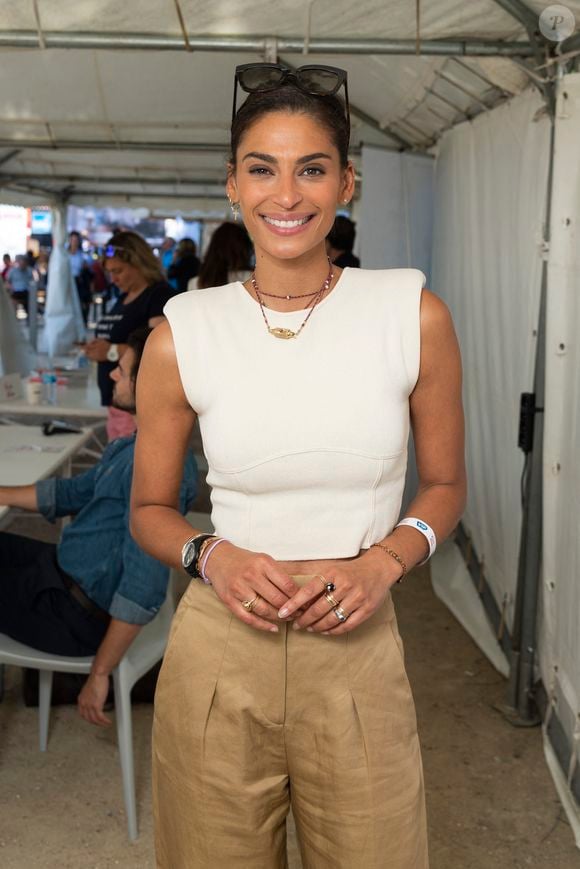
0, 172, 225, 187
561, 31, 580, 54
0, 138, 228, 153
0, 138, 364, 158
0, 148, 20, 167
0, 31, 535, 57
0, 180, 227, 202
486, 0, 539, 35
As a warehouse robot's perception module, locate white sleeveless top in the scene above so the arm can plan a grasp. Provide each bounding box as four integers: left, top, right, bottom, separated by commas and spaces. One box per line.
164, 267, 425, 560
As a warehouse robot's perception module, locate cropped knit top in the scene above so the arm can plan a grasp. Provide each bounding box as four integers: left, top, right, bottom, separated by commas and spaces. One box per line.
164, 267, 425, 561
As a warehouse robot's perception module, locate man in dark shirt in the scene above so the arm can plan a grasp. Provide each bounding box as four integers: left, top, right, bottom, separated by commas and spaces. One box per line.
0, 328, 198, 726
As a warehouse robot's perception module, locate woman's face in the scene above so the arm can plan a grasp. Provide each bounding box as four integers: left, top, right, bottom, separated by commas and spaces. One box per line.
227, 111, 354, 264
105, 256, 145, 294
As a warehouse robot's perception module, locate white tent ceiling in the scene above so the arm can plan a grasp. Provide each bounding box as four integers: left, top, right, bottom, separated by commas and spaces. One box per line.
0, 0, 577, 210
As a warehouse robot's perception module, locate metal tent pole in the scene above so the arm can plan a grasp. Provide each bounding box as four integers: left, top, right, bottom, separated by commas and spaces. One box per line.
0, 31, 535, 56
507, 88, 556, 721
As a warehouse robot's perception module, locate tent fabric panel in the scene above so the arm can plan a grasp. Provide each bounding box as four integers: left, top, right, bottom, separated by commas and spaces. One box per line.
431, 87, 550, 626
0, 49, 243, 130
359, 146, 434, 279
2, 0, 529, 41
541, 73, 580, 738
0, 51, 103, 121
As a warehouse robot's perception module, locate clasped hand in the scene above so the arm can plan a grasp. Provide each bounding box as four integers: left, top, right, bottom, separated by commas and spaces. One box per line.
205, 543, 401, 636
84, 338, 110, 362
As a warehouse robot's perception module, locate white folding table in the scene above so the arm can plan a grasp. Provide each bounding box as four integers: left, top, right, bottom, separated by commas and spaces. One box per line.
0, 424, 93, 529
0, 376, 106, 425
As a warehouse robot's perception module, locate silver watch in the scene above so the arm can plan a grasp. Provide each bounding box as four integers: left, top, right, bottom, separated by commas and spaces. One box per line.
106, 343, 120, 363
181, 533, 215, 579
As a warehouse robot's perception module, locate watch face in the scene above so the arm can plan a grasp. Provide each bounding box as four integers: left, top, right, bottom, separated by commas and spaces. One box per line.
183, 541, 196, 569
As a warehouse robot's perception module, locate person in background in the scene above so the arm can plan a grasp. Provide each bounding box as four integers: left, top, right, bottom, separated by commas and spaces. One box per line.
167, 237, 200, 294
7, 255, 35, 315
68, 230, 93, 324
35, 250, 49, 289
188, 222, 253, 290
0, 330, 198, 726
326, 214, 360, 268
85, 231, 175, 441
160, 237, 177, 290
1, 253, 12, 283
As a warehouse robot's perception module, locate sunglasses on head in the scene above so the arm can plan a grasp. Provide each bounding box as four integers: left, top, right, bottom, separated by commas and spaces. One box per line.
104, 244, 129, 259
232, 63, 350, 136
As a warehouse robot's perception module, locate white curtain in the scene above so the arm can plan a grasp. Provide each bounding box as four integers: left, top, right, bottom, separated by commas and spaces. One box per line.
43, 202, 85, 356
359, 146, 434, 283
359, 146, 435, 507
541, 73, 580, 793
431, 87, 551, 629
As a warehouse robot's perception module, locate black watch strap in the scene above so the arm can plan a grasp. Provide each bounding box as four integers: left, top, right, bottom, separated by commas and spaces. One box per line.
182, 533, 216, 578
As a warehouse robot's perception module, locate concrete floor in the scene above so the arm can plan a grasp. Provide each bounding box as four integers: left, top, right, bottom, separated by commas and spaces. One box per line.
0, 519, 578, 868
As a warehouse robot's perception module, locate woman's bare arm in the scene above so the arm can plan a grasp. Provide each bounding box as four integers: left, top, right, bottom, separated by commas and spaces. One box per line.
365, 287, 467, 575
130, 321, 199, 567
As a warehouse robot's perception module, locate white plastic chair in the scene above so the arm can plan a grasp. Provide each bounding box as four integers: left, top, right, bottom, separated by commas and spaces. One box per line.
0, 570, 178, 841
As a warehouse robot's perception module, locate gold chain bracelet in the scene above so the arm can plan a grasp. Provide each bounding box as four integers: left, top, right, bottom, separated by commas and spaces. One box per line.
371, 543, 407, 584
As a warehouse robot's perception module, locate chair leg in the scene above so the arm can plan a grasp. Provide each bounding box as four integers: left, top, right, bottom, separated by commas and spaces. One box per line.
38, 670, 54, 752
113, 669, 138, 840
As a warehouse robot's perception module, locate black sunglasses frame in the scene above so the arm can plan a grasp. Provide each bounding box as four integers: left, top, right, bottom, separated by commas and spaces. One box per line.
232, 63, 350, 142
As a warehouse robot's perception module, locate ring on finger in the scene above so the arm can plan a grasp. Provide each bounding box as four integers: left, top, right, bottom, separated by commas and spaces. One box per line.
324, 592, 340, 609
316, 575, 336, 594
333, 605, 350, 622
242, 594, 260, 612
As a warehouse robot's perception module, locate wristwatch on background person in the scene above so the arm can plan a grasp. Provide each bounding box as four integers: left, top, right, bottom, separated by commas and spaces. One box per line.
106, 343, 120, 363
181, 533, 216, 578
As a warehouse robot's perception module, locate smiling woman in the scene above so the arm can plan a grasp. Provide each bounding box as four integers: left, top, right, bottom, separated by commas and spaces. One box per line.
131, 63, 466, 869
85, 230, 176, 440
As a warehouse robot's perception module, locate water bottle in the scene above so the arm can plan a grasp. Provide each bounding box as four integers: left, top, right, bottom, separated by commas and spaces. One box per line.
42, 370, 58, 405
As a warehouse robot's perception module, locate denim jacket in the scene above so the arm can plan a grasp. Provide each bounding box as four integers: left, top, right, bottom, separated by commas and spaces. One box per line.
36, 435, 198, 625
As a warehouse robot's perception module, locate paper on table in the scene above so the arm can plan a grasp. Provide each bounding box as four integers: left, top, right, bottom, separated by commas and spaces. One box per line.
2, 444, 65, 454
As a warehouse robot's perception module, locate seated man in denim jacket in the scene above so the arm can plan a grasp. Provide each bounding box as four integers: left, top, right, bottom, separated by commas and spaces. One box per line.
0, 327, 197, 726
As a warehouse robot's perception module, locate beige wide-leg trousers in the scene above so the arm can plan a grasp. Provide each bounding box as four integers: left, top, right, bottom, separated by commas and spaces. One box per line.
153, 576, 429, 868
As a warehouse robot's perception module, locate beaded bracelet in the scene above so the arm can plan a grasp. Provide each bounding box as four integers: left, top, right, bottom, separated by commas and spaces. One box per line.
200, 537, 228, 584
370, 543, 407, 584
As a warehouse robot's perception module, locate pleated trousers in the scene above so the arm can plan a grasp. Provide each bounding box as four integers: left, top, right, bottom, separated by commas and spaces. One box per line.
153, 576, 429, 869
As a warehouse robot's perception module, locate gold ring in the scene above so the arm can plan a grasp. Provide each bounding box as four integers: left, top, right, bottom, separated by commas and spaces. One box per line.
242, 594, 259, 612
324, 592, 340, 609
315, 575, 327, 588
334, 606, 350, 622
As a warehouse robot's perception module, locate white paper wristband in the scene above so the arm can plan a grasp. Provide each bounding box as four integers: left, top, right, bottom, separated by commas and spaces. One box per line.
395, 518, 437, 564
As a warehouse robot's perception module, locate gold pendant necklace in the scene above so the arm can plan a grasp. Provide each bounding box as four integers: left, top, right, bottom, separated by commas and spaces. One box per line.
251, 259, 333, 340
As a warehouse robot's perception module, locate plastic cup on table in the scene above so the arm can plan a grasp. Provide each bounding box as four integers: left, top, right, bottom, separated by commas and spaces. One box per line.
26, 376, 43, 405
